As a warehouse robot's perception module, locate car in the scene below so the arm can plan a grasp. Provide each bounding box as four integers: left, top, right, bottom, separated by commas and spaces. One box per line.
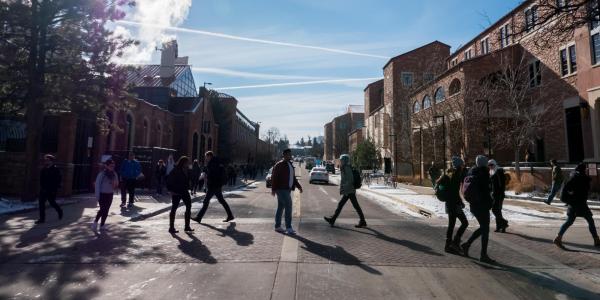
266, 167, 273, 188
325, 162, 335, 174
309, 167, 329, 184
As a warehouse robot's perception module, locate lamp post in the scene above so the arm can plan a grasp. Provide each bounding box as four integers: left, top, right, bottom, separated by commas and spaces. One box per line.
475, 99, 492, 157
389, 134, 397, 177
412, 126, 423, 185
433, 115, 446, 173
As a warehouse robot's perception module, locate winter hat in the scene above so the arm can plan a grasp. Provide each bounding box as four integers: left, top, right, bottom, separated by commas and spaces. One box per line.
339, 154, 351, 165
488, 159, 497, 167
451, 156, 464, 168
476, 155, 488, 168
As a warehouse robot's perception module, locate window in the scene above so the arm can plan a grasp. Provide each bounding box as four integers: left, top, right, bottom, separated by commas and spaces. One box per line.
423, 72, 434, 83
413, 101, 421, 113
449, 58, 458, 67
422, 95, 431, 109
560, 45, 577, 76
434, 87, 445, 103
401, 72, 413, 87
500, 24, 511, 48
464, 48, 472, 60
449, 79, 461, 95
529, 60, 542, 87
480, 37, 489, 55
591, 1, 600, 64
591, 0, 600, 30
525, 6, 538, 32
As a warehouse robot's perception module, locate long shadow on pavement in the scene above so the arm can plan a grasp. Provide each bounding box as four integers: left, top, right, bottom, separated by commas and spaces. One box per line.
506, 232, 600, 254
201, 222, 254, 246
334, 226, 443, 257
288, 234, 382, 275
171, 232, 217, 264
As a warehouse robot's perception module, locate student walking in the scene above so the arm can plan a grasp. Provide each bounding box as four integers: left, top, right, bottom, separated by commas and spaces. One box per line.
166, 156, 194, 233
36, 154, 63, 224
190, 159, 201, 195
554, 163, 600, 248
192, 151, 234, 224
461, 155, 495, 263
119, 152, 141, 208
92, 159, 119, 232
437, 156, 468, 254
155, 159, 167, 195
324, 154, 366, 228
271, 149, 303, 235
428, 161, 441, 188
545, 159, 564, 205
488, 159, 508, 233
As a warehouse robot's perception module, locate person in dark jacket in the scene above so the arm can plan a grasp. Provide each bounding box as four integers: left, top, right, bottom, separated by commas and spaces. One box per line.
461, 155, 495, 263
190, 159, 201, 195
167, 156, 194, 233
488, 159, 508, 233
428, 161, 441, 188
119, 152, 141, 208
554, 163, 600, 248
155, 159, 167, 195
545, 159, 564, 205
192, 151, 234, 224
442, 156, 469, 254
324, 154, 366, 228
271, 149, 303, 235
36, 154, 63, 224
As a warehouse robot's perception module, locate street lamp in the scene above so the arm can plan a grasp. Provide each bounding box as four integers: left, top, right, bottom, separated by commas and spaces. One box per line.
433, 115, 446, 173
475, 99, 492, 157
389, 134, 397, 177
412, 126, 423, 185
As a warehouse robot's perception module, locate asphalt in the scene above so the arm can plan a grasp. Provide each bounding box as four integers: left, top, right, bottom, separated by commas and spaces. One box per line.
1, 168, 600, 299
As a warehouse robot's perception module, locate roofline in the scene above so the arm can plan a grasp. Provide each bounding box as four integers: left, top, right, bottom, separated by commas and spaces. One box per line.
363, 79, 384, 92
383, 40, 451, 69
236, 108, 258, 128
449, 0, 532, 58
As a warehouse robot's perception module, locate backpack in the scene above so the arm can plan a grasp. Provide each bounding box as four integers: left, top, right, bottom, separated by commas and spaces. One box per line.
434, 175, 451, 202
461, 174, 478, 203
352, 168, 362, 189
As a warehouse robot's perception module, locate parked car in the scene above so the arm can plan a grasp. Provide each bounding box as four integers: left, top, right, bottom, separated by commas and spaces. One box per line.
309, 167, 329, 184
266, 167, 273, 188
325, 162, 335, 174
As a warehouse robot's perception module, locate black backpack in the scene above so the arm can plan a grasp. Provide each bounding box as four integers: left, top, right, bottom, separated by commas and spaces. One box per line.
352, 168, 362, 189
434, 175, 451, 202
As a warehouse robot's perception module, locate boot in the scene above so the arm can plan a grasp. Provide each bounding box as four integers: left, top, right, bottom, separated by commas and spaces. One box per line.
480, 254, 496, 264
553, 235, 564, 249
461, 242, 471, 257
324, 216, 335, 227
168, 227, 179, 233
444, 239, 457, 254
594, 236, 600, 247
355, 220, 367, 228
451, 239, 463, 255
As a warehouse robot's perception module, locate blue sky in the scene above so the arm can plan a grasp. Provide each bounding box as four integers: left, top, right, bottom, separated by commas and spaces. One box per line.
116, 0, 522, 143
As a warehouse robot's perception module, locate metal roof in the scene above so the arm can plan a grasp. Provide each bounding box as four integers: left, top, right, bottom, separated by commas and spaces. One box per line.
126, 65, 190, 88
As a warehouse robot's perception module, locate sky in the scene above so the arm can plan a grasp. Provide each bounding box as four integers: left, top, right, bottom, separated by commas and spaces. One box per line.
114, 0, 522, 143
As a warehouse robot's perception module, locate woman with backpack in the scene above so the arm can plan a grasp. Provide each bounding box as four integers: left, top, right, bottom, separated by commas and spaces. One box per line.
324, 154, 367, 228
488, 159, 508, 233
92, 159, 119, 232
553, 163, 600, 248
435, 156, 469, 254
167, 156, 194, 234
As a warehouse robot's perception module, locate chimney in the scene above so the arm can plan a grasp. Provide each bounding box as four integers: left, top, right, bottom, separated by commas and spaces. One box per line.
159, 40, 177, 79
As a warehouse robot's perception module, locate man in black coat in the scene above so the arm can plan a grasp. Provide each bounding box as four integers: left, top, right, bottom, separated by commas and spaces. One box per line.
36, 154, 63, 224
488, 159, 508, 232
554, 163, 600, 248
192, 151, 234, 224
461, 155, 495, 263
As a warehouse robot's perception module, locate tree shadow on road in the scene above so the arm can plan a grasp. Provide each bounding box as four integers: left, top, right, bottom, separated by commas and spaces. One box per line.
171, 232, 217, 264
334, 226, 443, 257
201, 222, 254, 246
289, 234, 382, 275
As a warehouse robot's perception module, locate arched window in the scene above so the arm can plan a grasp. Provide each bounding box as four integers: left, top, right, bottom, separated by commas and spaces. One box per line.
413, 100, 421, 113
449, 79, 461, 96
126, 114, 134, 150
434, 87, 445, 103
200, 135, 206, 158
422, 95, 431, 109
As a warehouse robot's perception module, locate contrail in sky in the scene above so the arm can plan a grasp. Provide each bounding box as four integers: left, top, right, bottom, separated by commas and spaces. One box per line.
217, 77, 383, 90
116, 20, 390, 60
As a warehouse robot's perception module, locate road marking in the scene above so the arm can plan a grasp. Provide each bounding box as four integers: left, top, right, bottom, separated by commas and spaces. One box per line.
318, 186, 328, 195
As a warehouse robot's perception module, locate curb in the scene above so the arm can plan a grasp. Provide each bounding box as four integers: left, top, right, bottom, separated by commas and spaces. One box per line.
129, 180, 258, 222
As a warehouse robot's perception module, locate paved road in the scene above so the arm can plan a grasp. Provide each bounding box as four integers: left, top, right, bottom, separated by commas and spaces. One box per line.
1, 167, 600, 299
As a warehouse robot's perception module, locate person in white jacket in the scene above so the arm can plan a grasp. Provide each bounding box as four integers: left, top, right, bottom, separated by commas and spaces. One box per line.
92, 159, 119, 232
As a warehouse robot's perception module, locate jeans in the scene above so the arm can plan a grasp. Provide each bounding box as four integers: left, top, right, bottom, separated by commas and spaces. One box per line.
546, 182, 562, 203
331, 193, 365, 222
38, 190, 62, 221
275, 190, 293, 229
447, 209, 468, 242
170, 192, 191, 229
558, 212, 598, 237
120, 178, 136, 204
466, 210, 490, 257
195, 187, 233, 220
94, 193, 113, 226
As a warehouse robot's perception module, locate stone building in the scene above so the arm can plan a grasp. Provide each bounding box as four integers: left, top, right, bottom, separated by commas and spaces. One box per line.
323, 122, 333, 161
323, 106, 364, 161
348, 128, 364, 154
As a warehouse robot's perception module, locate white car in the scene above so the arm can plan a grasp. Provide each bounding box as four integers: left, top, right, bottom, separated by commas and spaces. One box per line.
309, 167, 329, 184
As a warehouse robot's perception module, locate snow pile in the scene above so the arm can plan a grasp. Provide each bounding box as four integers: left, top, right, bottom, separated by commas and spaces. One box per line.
0, 198, 36, 215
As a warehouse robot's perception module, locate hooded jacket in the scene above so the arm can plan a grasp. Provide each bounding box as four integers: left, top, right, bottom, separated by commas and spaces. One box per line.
339, 155, 356, 195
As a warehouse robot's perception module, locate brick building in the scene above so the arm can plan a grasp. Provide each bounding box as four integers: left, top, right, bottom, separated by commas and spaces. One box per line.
323, 106, 364, 162
348, 128, 364, 154
364, 79, 393, 172
323, 122, 333, 161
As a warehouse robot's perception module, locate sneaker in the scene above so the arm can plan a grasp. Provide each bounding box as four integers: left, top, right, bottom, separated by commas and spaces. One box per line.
274, 227, 285, 233
91, 222, 98, 232
286, 228, 296, 235
553, 237, 564, 249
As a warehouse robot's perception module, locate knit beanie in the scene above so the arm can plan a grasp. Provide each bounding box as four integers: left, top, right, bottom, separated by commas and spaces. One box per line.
339, 154, 350, 165
451, 156, 464, 168
476, 155, 488, 168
